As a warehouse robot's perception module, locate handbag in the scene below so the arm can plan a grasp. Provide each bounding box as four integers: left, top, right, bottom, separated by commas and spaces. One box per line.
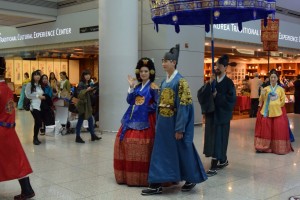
23, 96, 31, 111
60, 89, 71, 99
69, 97, 79, 113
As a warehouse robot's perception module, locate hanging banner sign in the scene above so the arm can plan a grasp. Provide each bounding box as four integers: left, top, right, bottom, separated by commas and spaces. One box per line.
261, 19, 279, 51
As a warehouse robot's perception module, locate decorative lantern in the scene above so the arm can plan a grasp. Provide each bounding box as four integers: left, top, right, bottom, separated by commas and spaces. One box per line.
261, 19, 279, 51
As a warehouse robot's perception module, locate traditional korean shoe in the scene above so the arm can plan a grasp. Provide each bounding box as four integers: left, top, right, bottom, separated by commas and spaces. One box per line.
206, 169, 217, 177
289, 196, 300, 200
75, 136, 85, 143
14, 192, 35, 200
217, 160, 229, 170
141, 186, 162, 196
91, 134, 102, 141
206, 159, 218, 177
181, 182, 196, 192
14, 177, 35, 200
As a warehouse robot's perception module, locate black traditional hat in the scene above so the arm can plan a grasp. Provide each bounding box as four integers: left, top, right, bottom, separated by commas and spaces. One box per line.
163, 44, 180, 62
217, 54, 229, 67
135, 57, 156, 82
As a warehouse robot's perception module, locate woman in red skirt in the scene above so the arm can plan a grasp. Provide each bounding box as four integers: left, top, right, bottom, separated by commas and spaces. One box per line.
255, 69, 293, 154
0, 57, 35, 199
114, 58, 158, 186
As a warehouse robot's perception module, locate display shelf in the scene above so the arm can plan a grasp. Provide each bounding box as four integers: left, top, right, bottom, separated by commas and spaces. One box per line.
204, 62, 300, 83
204, 63, 213, 81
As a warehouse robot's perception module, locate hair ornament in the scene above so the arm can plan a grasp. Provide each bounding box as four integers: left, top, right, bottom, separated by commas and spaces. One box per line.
150, 69, 155, 75
142, 59, 149, 65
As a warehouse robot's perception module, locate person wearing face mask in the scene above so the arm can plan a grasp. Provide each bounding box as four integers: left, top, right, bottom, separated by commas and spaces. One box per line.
0, 57, 35, 200
255, 69, 293, 154
206, 55, 236, 177
113, 58, 159, 186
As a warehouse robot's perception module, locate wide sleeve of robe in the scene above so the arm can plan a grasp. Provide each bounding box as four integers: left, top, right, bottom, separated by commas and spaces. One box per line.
215, 78, 236, 113
197, 82, 215, 114
175, 78, 194, 142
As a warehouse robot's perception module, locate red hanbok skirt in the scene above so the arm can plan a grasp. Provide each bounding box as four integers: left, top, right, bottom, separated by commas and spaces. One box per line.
113, 113, 156, 186
254, 107, 293, 154
0, 128, 33, 182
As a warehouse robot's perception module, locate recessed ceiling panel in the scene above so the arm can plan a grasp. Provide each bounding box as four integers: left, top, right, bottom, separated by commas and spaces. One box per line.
0, 14, 41, 26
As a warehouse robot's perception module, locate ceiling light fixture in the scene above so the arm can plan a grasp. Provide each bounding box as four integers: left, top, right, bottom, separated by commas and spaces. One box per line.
236, 49, 254, 55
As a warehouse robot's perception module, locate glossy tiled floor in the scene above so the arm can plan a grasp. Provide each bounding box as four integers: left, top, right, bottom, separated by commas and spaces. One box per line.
1, 111, 300, 200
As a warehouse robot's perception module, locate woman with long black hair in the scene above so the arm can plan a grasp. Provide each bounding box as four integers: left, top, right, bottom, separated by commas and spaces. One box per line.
40, 74, 55, 134
74, 70, 101, 143
49, 72, 58, 95
25, 71, 45, 145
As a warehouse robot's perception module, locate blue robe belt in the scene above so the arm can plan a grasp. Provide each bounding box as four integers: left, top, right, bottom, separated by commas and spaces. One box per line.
159, 105, 176, 111
0, 121, 16, 128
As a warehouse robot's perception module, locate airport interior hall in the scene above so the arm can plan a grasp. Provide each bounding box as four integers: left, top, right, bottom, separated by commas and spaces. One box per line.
0, 0, 300, 200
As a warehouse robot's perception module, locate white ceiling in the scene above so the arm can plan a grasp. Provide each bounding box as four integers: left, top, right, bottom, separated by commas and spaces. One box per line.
0, 0, 96, 27
276, 0, 300, 12
0, 0, 299, 27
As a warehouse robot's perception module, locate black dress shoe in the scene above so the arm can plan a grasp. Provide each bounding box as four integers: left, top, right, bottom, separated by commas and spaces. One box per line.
33, 139, 40, 145
75, 136, 85, 143
141, 186, 162, 196
181, 182, 196, 192
91, 134, 102, 141
256, 150, 266, 153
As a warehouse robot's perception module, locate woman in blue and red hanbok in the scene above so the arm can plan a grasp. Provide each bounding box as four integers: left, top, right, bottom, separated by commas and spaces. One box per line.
114, 58, 159, 186
255, 69, 293, 154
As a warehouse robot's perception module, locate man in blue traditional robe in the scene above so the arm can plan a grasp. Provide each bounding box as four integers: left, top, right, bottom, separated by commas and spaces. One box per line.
141, 44, 207, 196
206, 55, 236, 177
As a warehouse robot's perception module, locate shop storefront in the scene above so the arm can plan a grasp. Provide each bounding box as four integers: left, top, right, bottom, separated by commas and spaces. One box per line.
0, 9, 99, 93
204, 20, 300, 116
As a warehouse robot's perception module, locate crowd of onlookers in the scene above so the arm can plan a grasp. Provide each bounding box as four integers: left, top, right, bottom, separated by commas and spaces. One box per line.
17, 69, 101, 145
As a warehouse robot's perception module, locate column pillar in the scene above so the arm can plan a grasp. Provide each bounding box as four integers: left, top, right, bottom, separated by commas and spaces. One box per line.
99, 0, 138, 132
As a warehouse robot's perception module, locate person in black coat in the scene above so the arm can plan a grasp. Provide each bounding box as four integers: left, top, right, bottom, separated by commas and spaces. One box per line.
206, 55, 236, 177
